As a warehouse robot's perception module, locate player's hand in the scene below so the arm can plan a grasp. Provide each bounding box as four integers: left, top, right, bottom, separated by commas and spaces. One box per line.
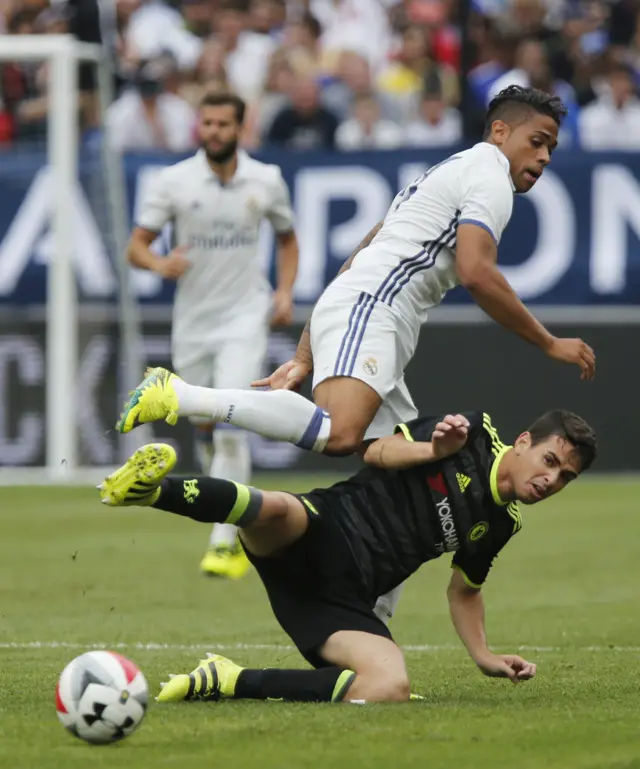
545, 336, 595, 380
431, 414, 470, 459
271, 290, 294, 327
154, 246, 191, 281
252, 358, 311, 391
478, 654, 537, 683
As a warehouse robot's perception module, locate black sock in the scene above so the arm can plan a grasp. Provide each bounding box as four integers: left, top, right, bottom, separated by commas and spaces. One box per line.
234, 667, 356, 703
153, 476, 262, 527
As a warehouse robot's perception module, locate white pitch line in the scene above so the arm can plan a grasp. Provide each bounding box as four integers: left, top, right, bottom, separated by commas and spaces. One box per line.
1, 641, 640, 653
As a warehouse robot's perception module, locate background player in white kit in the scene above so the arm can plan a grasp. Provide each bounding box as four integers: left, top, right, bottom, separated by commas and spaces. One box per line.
119, 86, 596, 620
126, 93, 299, 579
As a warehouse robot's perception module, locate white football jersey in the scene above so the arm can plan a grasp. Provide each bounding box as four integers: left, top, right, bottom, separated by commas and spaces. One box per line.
137, 149, 295, 355
335, 142, 515, 326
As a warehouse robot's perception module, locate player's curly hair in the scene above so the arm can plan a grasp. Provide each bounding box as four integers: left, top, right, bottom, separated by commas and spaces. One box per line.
527, 410, 597, 472
483, 85, 568, 139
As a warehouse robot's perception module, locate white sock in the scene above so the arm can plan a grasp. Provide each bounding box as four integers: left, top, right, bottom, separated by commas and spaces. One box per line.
173, 381, 332, 453
208, 430, 251, 549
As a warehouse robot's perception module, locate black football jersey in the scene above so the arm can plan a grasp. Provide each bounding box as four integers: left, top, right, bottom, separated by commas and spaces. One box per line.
302, 412, 522, 602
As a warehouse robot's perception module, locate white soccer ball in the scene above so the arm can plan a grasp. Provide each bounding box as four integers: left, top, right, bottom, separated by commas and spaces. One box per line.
55, 650, 148, 744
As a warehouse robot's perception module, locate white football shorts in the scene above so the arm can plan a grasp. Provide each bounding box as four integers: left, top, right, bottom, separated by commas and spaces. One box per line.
310, 284, 419, 440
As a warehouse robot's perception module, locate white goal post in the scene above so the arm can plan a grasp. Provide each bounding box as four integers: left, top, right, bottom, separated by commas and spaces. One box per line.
0, 35, 143, 481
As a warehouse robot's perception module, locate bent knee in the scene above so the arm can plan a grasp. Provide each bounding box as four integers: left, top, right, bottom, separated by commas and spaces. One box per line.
325, 427, 366, 456
350, 672, 411, 703
255, 492, 290, 526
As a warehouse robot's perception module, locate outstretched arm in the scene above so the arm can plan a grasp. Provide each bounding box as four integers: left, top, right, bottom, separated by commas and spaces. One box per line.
447, 570, 536, 683
363, 414, 469, 469
456, 224, 595, 380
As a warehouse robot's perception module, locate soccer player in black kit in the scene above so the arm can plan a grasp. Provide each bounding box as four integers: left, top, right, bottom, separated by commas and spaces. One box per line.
99, 408, 596, 704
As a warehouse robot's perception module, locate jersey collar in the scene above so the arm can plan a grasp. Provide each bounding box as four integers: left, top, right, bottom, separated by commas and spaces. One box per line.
489, 445, 512, 505
197, 149, 250, 185
477, 142, 516, 192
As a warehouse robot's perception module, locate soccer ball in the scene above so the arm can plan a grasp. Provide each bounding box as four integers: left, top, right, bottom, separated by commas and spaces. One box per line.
55, 650, 148, 744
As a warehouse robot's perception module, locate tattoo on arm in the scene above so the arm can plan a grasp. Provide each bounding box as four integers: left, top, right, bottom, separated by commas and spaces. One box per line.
336, 220, 383, 278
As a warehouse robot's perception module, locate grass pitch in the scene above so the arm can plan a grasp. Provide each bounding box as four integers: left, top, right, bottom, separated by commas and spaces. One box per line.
1, 476, 639, 769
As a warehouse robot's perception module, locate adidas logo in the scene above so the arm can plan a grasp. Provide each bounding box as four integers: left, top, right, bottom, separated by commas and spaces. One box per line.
457, 473, 471, 493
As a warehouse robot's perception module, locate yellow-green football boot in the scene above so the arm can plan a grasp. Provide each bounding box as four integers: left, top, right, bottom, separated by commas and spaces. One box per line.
98, 443, 176, 507
200, 542, 252, 579
156, 653, 244, 703
116, 367, 182, 434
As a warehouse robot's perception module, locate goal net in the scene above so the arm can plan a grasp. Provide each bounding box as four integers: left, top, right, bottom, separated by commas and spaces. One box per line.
0, 34, 145, 483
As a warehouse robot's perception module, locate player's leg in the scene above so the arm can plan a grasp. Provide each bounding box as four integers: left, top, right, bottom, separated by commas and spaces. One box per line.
156, 592, 408, 703
171, 353, 241, 576
318, 631, 410, 702
156, 631, 409, 704
117, 288, 408, 457
200, 321, 266, 578
98, 444, 309, 555
149, 484, 412, 705
157, 652, 358, 704
199, 424, 253, 576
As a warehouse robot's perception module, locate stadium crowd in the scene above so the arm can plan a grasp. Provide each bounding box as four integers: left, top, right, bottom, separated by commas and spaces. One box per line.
1, 0, 640, 150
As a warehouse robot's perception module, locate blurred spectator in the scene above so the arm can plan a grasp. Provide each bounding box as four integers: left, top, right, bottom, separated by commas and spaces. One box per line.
0, 96, 12, 145
213, 2, 276, 102
123, 0, 203, 71
335, 92, 403, 150
487, 38, 580, 146
266, 74, 338, 149
579, 62, 640, 149
283, 10, 324, 78
487, 39, 576, 106
404, 88, 463, 148
248, 0, 285, 39
377, 24, 458, 124
247, 47, 296, 142
467, 19, 519, 109
180, 0, 213, 39
3, 0, 640, 151
1, 5, 49, 141
322, 50, 383, 121
311, 0, 392, 73
178, 39, 230, 108
106, 58, 196, 152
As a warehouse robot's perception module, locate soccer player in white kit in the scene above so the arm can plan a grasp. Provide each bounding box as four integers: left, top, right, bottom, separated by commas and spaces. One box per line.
125, 92, 299, 579
119, 86, 596, 620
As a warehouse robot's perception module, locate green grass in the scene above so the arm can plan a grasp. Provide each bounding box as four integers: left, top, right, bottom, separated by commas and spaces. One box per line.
1, 477, 640, 769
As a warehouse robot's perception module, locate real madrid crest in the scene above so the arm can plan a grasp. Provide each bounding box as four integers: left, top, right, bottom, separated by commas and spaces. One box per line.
363, 357, 378, 376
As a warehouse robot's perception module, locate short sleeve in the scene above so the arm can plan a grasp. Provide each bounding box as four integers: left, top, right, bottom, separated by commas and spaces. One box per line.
458, 167, 513, 246
265, 169, 295, 233
451, 524, 514, 588
136, 168, 175, 232
394, 411, 484, 443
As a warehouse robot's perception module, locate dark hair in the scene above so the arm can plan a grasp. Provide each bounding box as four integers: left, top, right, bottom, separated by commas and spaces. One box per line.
300, 11, 322, 39
527, 409, 597, 472
219, 0, 249, 12
483, 85, 567, 139
199, 92, 246, 124
8, 8, 37, 33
